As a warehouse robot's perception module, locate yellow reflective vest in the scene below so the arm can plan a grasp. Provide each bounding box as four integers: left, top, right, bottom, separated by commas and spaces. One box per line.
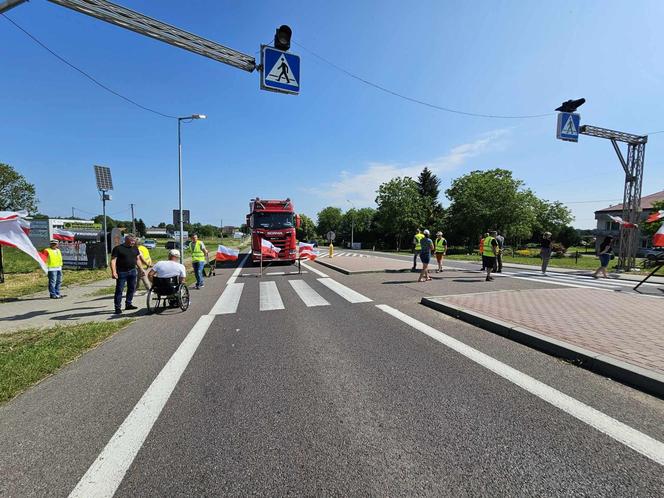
435, 237, 447, 253
414, 233, 425, 250
138, 245, 152, 266
483, 236, 496, 255
44, 248, 63, 269
190, 240, 206, 262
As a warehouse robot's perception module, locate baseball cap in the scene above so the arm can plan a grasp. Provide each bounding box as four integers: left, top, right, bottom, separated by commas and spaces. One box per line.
423, 229, 430, 236
436, 231, 442, 236
49, 239, 59, 244
169, 249, 181, 258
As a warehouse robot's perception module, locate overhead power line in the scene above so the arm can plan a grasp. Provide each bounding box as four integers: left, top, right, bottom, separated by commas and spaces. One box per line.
1, 13, 177, 119
293, 40, 554, 120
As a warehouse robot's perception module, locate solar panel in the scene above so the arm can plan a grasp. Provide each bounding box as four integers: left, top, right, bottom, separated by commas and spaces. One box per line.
94, 165, 114, 191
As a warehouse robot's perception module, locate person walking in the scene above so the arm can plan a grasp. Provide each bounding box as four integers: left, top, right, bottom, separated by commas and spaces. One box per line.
592, 236, 614, 278
418, 229, 434, 282
483, 230, 499, 281
412, 229, 425, 271
495, 231, 505, 273
189, 233, 209, 289
110, 234, 149, 314
434, 231, 447, 272
42, 239, 64, 299
540, 231, 553, 274
136, 239, 153, 290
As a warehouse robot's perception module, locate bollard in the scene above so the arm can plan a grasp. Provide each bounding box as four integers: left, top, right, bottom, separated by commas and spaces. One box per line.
329, 243, 334, 258
575, 250, 579, 264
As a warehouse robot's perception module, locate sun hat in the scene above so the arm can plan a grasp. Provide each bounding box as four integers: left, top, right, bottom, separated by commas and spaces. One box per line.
436, 231, 442, 236
169, 249, 181, 258
49, 239, 59, 244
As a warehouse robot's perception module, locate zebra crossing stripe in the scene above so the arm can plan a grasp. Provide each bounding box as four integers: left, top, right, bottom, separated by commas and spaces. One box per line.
210, 283, 244, 315
289, 280, 330, 307
260, 281, 285, 311
317, 278, 372, 303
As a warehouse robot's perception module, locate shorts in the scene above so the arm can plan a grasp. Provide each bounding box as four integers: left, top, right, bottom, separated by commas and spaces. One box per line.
420, 253, 431, 265
482, 255, 496, 268
599, 253, 610, 267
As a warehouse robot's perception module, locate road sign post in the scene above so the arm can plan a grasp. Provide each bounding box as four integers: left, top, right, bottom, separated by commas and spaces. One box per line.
260, 46, 300, 95
556, 112, 580, 142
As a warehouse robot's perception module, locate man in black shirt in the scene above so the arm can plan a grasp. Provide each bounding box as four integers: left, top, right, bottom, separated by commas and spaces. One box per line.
110, 234, 149, 314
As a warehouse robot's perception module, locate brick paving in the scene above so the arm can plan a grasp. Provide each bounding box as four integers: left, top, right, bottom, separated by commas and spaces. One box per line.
317, 254, 411, 273
436, 288, 664, 376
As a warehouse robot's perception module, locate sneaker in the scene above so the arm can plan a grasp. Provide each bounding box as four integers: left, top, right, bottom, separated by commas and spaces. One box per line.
485, 276, 494, 281
114, 308, 122, 315
50, 295, 57, 299
125, 304, 138, 310
199, 284, 205, 288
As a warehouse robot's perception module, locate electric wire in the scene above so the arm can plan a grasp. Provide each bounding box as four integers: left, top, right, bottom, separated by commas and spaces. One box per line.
1, 13, 178, 119
293, 40, 554, 120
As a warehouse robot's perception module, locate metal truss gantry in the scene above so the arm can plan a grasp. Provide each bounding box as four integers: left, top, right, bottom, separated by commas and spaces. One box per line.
580, 125, 647, 270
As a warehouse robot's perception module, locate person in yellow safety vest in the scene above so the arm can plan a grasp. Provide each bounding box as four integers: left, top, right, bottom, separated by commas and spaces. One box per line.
189, 233, 209, 289
412, 229, 425, 271
479, 232, 488, 270
434, 231, 448, 273
42, 239, 64, 299
137, 240, 153, 290
483, 230, 499, 282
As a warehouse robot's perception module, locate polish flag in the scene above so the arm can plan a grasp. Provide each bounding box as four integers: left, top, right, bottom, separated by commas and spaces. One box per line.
653, 224, 664, 248
52, 228, 75, 242
215, 245, 239, 262
261, 239, 280, 258
646, 210, 664, 224
608, 215, 638, 229
0, 211, 48, 273
298, 242, 317, 260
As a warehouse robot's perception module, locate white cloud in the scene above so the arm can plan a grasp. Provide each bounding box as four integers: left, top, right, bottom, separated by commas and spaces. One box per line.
304, 129, 509, 206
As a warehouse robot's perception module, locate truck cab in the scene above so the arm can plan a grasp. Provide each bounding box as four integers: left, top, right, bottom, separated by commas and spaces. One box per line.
247, 198, 301, 263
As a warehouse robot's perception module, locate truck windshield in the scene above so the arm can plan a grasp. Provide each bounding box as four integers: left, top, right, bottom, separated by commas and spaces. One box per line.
254, 212, 294, 229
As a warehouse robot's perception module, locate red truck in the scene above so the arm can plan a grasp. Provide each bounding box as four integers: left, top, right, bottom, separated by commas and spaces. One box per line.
247, 198, 300, 264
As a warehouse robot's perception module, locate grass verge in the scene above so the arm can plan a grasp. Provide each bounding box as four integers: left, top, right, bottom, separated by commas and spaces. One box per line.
0, 319, 133, 404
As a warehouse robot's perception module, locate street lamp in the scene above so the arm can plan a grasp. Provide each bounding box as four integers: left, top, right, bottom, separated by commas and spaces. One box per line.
346, 200, 355, 249
177, 114, 206, 263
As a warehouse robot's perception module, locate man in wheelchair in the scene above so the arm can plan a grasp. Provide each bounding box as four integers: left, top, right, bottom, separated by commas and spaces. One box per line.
147, 249, 189, 311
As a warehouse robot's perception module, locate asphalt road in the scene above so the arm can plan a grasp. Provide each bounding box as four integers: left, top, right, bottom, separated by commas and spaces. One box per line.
1, 252, 663, 496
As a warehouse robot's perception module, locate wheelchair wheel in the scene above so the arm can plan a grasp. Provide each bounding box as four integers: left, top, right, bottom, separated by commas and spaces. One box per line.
146, 287, 161, 314
178, 284, 190, 311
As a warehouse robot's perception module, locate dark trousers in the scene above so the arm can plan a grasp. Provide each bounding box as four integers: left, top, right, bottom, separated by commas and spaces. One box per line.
496, 253, 503, 272
412, 252, 418, 269
114, 269, 137, 310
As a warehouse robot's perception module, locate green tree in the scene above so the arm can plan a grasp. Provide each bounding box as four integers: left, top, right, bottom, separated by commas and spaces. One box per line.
0, 163, 38, 212
339, 207, 377, 245
296, 214, 317, 241
316, 206, 343, 236
557, 225, 581, 248
416, 167, 444, 229
157, 222, 166, 228
375, 177, 424, 251
135, 218, 147, 237
531, 198, 574, 239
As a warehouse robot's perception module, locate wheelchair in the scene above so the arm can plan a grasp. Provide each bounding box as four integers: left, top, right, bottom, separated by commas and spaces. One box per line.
146, 277, 190, 313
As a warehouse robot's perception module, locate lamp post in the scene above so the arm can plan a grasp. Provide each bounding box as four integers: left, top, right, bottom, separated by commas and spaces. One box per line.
178, 114, 206, 263
346, 200, 355, 249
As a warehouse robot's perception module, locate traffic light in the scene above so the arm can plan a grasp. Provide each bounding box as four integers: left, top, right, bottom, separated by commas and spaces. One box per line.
274, 25, 292, 51
555, 98, 586, 113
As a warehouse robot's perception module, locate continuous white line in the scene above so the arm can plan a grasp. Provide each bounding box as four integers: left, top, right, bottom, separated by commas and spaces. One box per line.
209, 283, 244, 315
317, 277, 372, 303
289, 279, 330, 307
68, 315, 217, 498
376, 304, 664, 466
259, 281, 285, 311
227, 254, 249, 285
300, 261, 329, 278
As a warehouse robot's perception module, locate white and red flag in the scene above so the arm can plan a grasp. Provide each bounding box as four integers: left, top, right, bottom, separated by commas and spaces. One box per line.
52, 228, 75, 242
608, 215, 638, 229
0, 211, 48, 273
215, 245, 239, 262
646, 210, 664, 224
653, 223, 664, 248
261, 238, 280, 258
298, 242, 317, 260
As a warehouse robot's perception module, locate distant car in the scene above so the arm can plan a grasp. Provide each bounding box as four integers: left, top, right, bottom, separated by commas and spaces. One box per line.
308, 240, 318, 247
644, 248, 664, 261
143, 239, 157, 249
165, 240, 180, 250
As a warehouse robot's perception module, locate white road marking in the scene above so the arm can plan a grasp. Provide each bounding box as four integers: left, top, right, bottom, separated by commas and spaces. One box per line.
289, 279, 330, 307
265, 271, 309, 275
227, 254, 249, 285
68, 314, 217, 498
317, 278, 372, 303
377, 304, 664, 467
210, 283, 244, 315
260, 281, 285, 311
300, 261, 329, 278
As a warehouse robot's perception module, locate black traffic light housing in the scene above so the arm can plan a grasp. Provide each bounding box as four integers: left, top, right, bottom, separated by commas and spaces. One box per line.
555, 98, 586, 113
274, 25, 292, 51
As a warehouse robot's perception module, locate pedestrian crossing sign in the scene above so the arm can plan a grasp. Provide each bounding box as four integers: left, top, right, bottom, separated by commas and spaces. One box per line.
556, 112, 580, 142
261, 46, 300, 95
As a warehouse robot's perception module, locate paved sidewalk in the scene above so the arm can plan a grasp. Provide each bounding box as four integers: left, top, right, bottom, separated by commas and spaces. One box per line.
0, 278, 146, 334
317, 254, 414, 274
422, 288, 664, 396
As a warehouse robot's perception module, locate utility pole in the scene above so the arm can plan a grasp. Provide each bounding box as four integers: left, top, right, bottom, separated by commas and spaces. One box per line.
72, 207, 75, 218
130, 203, 136, 235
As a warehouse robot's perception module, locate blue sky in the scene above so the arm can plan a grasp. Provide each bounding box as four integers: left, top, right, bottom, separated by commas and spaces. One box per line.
2, 0, 664, 229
